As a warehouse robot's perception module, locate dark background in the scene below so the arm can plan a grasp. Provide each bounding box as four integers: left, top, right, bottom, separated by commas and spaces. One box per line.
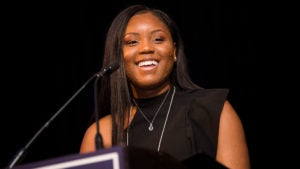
1, 0, 258, 168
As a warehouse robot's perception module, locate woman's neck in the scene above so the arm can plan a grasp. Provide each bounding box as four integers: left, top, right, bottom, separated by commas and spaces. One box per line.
131, 82, 171, 99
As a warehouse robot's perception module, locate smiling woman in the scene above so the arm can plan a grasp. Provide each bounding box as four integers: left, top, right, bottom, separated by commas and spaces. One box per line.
123, 12, 176, 94
79, 4, 250, 169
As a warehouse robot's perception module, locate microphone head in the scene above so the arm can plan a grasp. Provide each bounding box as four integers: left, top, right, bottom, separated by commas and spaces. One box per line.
107, 62, 120, 72
100, 62, 120, 76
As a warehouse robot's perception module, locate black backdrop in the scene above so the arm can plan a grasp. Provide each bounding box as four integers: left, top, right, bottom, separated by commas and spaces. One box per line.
1, 0, 258, 168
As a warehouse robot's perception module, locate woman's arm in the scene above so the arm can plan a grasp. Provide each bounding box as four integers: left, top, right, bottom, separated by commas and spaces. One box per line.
216, 100, 250, 169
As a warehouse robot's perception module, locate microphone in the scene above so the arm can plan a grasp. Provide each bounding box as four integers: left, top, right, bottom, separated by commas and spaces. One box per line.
96, 62, 120, 77
93, 62, 119, 150
6, 62, 120, 169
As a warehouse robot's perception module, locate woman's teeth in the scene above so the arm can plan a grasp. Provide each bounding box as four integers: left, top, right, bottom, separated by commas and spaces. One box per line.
138, 60, 158, 67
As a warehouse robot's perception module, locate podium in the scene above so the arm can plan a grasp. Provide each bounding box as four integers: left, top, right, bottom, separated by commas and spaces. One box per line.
12, 146, 227, 169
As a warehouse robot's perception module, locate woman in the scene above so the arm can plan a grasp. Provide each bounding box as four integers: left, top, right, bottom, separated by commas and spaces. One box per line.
80, 4, 250, 169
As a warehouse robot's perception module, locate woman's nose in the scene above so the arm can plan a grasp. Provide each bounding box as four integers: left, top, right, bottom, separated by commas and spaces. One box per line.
139, 40, 154, 53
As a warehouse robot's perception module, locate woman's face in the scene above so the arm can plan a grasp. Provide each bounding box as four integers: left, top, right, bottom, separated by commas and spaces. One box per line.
123, 12, 176, 92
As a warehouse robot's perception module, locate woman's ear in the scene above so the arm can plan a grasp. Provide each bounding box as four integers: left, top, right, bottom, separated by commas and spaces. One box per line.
173, 43, 177, 62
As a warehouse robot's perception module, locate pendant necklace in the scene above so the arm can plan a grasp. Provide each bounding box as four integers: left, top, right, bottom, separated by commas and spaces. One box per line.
132, 87, 171, 131
127, 86, 176, 151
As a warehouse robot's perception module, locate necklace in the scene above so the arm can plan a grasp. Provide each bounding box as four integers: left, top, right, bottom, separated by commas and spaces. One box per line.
127, 86, 176, 151
132, 87, 171, 131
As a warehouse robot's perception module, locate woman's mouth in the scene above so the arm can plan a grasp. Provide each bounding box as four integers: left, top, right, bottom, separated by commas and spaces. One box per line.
137, 60, 158, 71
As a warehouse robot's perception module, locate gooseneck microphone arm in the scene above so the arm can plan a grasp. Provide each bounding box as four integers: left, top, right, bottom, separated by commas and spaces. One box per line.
94, 62, 120, 150
6, 74, 97, 169
6, 62, 119, 169
94, 75, 103, 149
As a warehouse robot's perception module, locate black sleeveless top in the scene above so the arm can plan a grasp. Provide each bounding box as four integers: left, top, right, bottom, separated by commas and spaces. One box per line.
126, 87, 229, 161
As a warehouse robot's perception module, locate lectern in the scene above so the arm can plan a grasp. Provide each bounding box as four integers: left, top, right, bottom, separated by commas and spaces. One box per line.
12, 146, 227, 169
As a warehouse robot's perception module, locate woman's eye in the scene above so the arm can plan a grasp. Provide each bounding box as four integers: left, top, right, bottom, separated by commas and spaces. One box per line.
125, 40, 138, 46
154, 38, 164, 43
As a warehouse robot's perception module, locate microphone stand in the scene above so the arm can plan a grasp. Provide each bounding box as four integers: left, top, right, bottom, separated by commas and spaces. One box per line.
6, 74, 97, 169
6, 62, 119, 169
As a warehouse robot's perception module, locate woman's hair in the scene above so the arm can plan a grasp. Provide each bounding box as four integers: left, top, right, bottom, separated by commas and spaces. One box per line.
97, 4, 201, 145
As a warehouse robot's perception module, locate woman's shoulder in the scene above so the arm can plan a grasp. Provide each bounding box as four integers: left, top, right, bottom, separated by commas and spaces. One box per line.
81, 114, 113, 152
174, 87, 229, 121
84, 115, 112, 135
176, 87, 229, 100
101, 114, 112, 122
175, 87, 229, 122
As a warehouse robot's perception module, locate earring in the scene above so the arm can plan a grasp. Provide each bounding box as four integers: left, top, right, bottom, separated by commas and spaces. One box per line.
174, 55, 177, 62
